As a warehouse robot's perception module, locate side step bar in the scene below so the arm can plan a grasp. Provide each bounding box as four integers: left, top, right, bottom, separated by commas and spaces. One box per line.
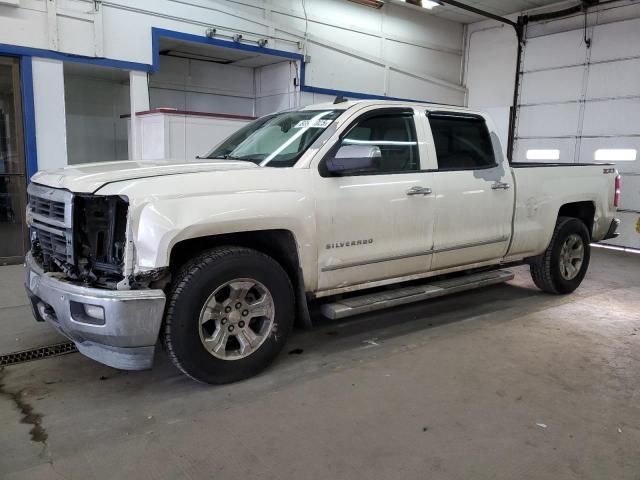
320, 270, 515, 320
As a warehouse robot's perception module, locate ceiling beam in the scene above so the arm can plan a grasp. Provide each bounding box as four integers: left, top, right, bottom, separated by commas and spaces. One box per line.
436, 0, 519, 29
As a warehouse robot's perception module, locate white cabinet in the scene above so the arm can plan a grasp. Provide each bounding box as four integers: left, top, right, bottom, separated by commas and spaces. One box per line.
127, 109, 252, 161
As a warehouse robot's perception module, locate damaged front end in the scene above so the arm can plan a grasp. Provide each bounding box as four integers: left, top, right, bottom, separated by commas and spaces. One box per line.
25, 184, 167, 370
28, 184, 132, 289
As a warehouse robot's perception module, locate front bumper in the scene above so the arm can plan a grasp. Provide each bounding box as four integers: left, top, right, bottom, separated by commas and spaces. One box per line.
25, 253, 166, 370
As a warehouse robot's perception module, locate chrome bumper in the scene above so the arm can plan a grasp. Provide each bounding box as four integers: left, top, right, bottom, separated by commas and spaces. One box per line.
25, 253, 166, 370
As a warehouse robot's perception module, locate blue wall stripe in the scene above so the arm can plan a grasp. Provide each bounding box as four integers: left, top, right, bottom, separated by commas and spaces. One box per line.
300, 85, 423, 103
0, 43, 150, 72
19, 56, 38, 181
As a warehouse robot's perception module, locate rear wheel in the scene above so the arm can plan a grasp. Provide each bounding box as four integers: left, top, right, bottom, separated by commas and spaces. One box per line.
163, 246, 294, 384
530, 216, 591, 294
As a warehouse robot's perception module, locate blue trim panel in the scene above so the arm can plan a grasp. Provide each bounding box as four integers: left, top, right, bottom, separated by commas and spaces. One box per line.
0, 43, 150, 72
19, 56, 38, 181
300, 85, 422, 103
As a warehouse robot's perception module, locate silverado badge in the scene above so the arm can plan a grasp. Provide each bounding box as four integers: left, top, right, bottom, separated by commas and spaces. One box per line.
326, 239, 374, 249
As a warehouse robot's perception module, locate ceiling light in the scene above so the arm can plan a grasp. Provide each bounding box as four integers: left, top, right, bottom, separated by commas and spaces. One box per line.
404, 0, 443, 9
595, 149, 637, 161
348, 0, 384, 8
421, 0, 442, 8
526, 149, 560, 161
159, 50, 233, 64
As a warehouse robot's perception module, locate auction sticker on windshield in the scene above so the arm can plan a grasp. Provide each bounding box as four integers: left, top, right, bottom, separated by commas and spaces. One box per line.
294, 119, 333, 128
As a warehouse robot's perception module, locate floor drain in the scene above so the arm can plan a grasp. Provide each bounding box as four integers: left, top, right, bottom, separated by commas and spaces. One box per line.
0, 342, 78, 367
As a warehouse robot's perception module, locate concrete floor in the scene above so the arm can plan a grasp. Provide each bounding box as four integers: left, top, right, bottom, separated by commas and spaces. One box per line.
1, 248, 639, 479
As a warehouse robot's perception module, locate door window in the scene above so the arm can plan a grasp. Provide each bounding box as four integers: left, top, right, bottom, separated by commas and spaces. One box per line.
332, 112, 419, 174
429, 114, 496, 170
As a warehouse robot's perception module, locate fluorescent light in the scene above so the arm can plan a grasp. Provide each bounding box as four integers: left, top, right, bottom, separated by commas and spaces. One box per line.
347, 0, 383, 8
595, 149, 637, 161
526, 149, 560, 161
421, 0, 441, 8
403, 0, 442, 9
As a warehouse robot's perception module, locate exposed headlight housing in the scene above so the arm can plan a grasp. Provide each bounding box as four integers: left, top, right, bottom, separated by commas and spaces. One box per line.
73, 194, 129, 284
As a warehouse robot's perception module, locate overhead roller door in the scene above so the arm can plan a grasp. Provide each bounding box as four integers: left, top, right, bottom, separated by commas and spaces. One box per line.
513, 14, 640, 249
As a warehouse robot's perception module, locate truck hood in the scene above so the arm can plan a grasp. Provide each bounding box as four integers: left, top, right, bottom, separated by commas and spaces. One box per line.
31, 159, 259, 193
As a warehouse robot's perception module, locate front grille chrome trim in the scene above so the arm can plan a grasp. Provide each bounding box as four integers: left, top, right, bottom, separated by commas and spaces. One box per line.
27, 183, 74, 229
30, 211, 66, 229
27, 183, 75, 265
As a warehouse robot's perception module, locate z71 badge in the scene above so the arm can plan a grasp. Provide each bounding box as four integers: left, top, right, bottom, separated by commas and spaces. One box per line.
326, 239, 374, 249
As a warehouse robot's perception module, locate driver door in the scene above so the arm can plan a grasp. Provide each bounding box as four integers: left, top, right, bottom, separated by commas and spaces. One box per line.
313, 107, 437, 293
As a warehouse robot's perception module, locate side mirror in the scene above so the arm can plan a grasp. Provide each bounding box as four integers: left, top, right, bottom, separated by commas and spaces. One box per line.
325, 145, 381, 175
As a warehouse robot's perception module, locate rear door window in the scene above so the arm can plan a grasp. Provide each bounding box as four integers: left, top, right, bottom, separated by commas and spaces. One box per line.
428, 113, 496, 170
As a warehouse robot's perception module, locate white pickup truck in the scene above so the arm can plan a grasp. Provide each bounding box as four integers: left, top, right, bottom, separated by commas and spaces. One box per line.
25, 100, 621, 383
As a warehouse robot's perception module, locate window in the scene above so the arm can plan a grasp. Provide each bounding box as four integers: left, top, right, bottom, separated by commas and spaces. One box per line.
429, 114, 496, 170
527, 149, 560, 161
337, 112, 419, 174
206, 109, 341, 168
594, 149, 637, 162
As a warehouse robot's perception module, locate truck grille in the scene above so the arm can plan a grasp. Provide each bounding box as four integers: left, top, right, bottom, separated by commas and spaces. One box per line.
36, 227, 69, 257
31, 196, 65, 222
27, 184, 75, 266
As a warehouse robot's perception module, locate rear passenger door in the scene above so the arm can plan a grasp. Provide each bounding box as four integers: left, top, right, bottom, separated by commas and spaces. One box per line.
427, 111, 515, 271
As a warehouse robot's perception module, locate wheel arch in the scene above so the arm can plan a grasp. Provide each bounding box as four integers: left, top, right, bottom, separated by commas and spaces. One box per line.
169, 230, 313, 329
557, 201, 596, 238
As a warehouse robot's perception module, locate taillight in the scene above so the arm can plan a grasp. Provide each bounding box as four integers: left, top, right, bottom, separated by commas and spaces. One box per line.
614, 175, 621, 207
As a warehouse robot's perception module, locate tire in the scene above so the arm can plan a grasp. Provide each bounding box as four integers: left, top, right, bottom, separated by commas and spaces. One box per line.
163, 246, 294, 384
530, 216, 591, 294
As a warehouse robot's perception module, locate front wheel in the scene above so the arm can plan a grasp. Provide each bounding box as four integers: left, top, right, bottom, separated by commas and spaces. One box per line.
530, 216, 591, 294
163, 246, 295, 384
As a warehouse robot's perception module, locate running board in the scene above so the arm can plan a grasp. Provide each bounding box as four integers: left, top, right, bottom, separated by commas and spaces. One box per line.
320, 270, 514, 320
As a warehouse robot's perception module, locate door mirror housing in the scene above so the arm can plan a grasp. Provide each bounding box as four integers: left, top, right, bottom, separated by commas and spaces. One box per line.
325, 145, 381, 176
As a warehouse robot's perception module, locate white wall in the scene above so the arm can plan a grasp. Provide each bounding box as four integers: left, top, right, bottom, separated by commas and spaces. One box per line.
64, 73, 130, 164
149, 56, 256, 116
464, 23, 517, 148
254, 61, 297, 116
148, 56, 298, 117
0, 0, 466, 105
31, 58, 68, 172
131, 112, 251, 160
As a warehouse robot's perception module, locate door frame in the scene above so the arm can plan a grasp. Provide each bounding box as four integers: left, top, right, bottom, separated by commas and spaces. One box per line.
312, 105, 438, 292
0, 56, 28, 264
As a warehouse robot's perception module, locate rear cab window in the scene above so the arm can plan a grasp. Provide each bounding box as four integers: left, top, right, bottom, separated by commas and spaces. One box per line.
427, 112, 496, 170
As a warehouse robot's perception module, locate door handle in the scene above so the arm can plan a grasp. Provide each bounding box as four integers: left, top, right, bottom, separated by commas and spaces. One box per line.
491, 182, 511, 190
406, 186, 433, 196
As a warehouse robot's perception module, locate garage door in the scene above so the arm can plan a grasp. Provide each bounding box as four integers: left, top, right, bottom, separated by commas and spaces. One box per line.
513, 13, 640, 249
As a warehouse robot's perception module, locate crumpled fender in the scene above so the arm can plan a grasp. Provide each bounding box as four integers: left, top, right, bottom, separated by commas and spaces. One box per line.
95, 168, 319, 292
132, 190, 317, 289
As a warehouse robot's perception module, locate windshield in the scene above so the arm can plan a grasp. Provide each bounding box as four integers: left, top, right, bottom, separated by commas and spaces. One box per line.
206, 109, 342, 167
